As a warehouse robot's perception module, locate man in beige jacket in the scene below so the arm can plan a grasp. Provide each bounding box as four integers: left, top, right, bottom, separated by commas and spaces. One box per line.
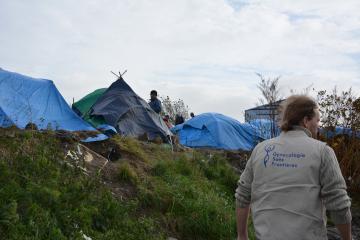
235, 95, 352, 240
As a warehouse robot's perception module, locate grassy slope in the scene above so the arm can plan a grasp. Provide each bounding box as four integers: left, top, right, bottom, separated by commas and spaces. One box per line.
0, 129, 255, 240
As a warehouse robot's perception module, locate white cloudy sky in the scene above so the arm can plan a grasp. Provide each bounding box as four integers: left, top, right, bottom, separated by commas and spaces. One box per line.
1, 0, 360, 120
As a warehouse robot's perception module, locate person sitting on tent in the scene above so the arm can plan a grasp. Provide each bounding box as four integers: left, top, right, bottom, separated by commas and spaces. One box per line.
190, 112, 195, 118
163, 114, 173, 129
148, 90, 162, 114
175, 114, 184, 125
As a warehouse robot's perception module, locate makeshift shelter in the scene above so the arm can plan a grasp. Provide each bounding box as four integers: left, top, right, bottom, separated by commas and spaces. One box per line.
244, 100, 284, 122
320, 127, 360, 139
247, 119, 280, 139
72, 88, 107, 127
171, 112, 264, 151
74, 76, 172, 142
0, 68, 106, 141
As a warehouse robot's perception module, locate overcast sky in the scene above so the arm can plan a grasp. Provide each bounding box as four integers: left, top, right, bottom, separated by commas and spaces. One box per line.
1, 0, 360, 120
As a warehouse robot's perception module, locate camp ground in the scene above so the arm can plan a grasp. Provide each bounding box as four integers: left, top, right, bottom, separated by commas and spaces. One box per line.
1, 68, 357, 150
72, 78, 286, 150
2, 2, 360, 238
0, 68, 272, 149
0, 68, 359, 239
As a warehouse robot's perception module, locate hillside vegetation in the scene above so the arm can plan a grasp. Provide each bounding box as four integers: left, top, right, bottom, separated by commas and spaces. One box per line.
0, 128, 254, 240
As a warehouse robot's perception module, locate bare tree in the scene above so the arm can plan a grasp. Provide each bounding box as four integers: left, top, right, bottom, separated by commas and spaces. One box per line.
256, 73, 282, 138
256, 73, 281, 105
290, 84, 314, 95
160, 96, 190, 124
317, 87, 360, 131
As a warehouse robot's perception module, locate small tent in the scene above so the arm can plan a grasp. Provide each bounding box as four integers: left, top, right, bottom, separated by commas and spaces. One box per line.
171, 112, 264, 151
72, 88, 107, 127
0, 68, 106, 141
74, 76, 172, 141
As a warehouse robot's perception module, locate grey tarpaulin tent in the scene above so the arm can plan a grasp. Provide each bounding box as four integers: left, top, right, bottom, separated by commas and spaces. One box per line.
89, 76, 172, 142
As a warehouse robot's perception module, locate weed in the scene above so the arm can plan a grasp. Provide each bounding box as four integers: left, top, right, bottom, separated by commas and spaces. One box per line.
117, 162, 139, 184
112, 136, 148, 161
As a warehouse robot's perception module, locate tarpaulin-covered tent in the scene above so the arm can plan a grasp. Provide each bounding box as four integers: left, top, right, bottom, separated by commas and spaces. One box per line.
171, 112, 264, 151
0, 68, 106, 141
320, 126, 360, 139
74, 76, 172, 142
72, 88, 107, 127
247, 119, 280, 139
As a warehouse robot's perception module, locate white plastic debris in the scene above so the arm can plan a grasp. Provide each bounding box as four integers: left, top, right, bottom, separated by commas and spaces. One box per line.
80, 230, 92, 240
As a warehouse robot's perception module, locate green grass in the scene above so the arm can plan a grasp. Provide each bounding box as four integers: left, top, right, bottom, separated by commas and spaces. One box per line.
112, 136, 148, 162
0, 129, 255, 240
141, 152, 249, 239
0, 131, 164, 240
117, 162, 139, 185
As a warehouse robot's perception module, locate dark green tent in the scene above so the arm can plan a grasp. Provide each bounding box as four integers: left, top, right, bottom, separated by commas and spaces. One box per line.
72, 88, 107, 127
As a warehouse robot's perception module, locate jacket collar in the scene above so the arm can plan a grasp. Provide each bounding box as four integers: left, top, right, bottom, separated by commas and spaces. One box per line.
281, 125, 312, 138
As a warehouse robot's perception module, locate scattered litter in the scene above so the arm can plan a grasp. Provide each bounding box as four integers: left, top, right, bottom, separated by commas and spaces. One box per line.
77, 144, 82, 155
84, 152, 94, 162
66, 150, 79, 160
80, 230, 92, 240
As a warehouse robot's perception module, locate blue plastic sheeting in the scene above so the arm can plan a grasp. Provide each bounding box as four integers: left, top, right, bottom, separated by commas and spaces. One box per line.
171, 112, 264, 151
82, 134, 108, 142
97, 124, 117, 133
320, 127, 360, 139
0, 107, 14, 128
96, 124, 118, 136
247, 119, 280, 139
0, 69, 107, 142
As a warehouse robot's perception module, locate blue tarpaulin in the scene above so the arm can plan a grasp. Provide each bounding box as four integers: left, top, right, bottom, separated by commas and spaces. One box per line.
320, 127, 360, 138
171, 112, 265, 151
247, 119, 280, 139
0, 68, 107, 142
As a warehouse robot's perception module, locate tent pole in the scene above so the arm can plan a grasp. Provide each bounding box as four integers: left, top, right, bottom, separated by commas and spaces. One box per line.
110, 71, 120, 78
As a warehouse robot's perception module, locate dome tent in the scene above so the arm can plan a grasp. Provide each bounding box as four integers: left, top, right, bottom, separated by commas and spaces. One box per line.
172, 112, 264, 151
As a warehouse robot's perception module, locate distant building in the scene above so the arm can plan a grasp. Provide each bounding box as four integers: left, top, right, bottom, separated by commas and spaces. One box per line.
245, 100, 285, 123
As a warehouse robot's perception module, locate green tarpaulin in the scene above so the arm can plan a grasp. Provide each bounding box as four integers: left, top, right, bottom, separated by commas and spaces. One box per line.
72, 88, 107, 127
